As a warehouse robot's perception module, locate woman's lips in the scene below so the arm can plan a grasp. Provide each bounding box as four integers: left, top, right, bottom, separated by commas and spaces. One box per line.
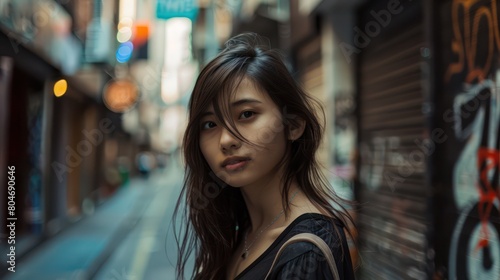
224, 159, 249, 171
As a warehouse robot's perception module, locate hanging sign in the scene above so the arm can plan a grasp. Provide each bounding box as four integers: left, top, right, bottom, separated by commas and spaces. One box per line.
156, 0, 198, 20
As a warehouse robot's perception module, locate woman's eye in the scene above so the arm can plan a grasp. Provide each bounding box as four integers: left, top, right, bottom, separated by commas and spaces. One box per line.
202, 121, 217, 130
240, 111, 255, 119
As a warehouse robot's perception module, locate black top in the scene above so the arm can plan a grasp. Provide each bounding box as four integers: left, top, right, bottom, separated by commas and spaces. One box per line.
233, 213, 356, 280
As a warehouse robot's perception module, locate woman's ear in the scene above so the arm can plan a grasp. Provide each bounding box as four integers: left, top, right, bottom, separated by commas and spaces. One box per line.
288, 118, 306, 141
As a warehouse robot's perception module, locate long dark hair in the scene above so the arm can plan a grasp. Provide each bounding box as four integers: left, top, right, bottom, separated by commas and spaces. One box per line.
173, 33, 355, 279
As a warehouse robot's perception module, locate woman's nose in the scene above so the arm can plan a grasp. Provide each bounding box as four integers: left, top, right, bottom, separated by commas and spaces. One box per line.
219, 127, 241, 151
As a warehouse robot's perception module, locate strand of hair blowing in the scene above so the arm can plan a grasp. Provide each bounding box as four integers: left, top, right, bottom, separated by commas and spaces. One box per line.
173, 33, 356, 280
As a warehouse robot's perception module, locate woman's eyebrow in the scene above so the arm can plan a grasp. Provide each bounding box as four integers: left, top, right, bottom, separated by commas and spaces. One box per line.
201, 99, 262, 117
231, 98, 262, 106
200, 111, 213, 118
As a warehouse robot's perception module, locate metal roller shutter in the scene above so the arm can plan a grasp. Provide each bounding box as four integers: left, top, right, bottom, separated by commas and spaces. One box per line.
357, 21, 429, 279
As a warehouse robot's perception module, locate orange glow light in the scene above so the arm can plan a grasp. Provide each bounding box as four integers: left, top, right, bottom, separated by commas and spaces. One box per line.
103, 79, 139, 113
53, 79, 67, 97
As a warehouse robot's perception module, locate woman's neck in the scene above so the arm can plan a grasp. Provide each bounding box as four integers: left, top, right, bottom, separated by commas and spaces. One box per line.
240, 175, 301, 233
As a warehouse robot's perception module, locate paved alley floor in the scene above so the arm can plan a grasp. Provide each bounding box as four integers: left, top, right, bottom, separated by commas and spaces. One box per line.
4, 156, 191, 280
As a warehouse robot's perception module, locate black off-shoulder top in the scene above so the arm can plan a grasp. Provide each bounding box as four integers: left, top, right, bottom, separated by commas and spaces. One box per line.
233, 213, 356, 280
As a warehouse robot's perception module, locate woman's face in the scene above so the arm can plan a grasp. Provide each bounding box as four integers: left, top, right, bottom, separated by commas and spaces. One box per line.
199, 78, 288, 188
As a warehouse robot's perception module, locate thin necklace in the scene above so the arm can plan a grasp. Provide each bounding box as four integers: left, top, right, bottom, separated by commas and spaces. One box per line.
241, 190, 299, 259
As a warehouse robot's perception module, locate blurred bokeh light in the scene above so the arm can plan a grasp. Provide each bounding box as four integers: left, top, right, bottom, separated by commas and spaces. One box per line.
53, 79, 67, 97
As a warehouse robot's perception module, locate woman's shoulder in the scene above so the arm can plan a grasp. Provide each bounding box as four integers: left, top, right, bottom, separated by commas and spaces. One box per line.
280, 213, 346, 258
288, 212, 345, 232
269, 213, 355, 279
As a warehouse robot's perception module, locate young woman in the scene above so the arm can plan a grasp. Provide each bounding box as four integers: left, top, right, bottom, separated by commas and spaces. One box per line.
174, 33, 356, 279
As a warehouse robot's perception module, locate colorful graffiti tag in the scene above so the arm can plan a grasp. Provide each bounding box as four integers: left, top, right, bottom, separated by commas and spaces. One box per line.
448, 80, 500, 279
446, 0, 500, 83
445, 1, 500, 279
